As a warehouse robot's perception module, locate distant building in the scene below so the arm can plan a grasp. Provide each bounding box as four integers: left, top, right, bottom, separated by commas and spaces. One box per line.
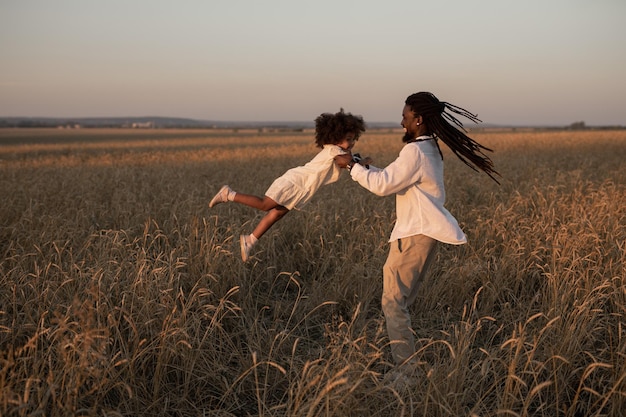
131, 121, 154, 129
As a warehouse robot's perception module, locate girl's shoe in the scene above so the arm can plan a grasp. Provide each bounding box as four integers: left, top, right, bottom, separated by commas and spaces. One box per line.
209, 185, 232, 208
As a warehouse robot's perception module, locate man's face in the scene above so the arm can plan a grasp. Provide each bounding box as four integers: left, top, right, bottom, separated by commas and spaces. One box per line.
401, 104, 418, 142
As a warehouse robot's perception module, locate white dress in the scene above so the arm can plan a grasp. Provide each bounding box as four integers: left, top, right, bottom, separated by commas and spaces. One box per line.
265, 144, 346, 210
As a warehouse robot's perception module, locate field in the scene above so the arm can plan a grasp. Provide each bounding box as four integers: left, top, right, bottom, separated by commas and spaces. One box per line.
1, 127, 625, 416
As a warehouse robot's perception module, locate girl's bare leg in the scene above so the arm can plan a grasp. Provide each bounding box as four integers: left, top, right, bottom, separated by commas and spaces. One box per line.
231, 192, 289, 238
240, 205, 289, 262
252, 206, 289, 239
233, 192, 279, 211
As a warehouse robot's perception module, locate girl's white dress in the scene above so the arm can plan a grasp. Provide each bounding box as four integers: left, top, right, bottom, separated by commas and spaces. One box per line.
265, 144, 346, 210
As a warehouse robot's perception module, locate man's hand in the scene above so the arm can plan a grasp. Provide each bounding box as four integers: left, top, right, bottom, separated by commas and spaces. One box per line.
335, 153, 373, 170
360, 156, 373, 167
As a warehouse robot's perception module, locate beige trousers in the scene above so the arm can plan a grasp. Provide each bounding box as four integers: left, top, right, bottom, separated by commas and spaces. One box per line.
382, 234, 438, 365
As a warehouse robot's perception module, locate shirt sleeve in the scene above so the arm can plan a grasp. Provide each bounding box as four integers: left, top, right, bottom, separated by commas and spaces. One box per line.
328, 145, 347, 157
350, 145, 422, 196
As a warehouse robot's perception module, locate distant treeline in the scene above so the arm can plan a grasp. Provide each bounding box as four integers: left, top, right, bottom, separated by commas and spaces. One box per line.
0, 117, 218, 129
0, 117, 622, 131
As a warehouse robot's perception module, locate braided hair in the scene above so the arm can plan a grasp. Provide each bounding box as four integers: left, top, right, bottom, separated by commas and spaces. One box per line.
405, 92, 500, 184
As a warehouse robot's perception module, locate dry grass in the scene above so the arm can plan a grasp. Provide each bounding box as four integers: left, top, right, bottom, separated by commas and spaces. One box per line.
1, 127, 625, 416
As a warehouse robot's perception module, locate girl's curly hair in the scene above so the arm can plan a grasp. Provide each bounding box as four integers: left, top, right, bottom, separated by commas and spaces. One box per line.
314, 108, 366, 148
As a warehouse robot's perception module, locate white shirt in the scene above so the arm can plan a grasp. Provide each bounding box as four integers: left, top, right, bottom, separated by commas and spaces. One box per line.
350, 137, 467, 244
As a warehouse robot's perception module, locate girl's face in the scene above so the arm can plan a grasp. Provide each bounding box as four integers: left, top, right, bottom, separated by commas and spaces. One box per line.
337, 133, 357, 151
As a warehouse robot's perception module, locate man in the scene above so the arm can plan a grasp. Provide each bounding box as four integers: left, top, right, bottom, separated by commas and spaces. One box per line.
336, 92, 498, 369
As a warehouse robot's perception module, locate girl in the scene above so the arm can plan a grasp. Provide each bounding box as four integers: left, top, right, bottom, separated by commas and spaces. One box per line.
209, 108, 367, 262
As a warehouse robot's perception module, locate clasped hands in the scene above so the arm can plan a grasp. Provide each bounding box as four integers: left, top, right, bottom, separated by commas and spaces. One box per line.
335, 152, 373, 170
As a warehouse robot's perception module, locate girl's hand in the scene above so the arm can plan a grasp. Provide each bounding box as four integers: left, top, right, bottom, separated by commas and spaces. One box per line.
334, 153, 353, 168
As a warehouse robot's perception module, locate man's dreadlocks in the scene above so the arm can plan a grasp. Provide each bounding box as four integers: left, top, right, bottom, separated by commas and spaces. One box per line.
405, 92, 500, 184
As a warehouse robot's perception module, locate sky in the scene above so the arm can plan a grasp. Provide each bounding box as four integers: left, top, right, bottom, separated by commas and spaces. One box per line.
1, 0, 625, 126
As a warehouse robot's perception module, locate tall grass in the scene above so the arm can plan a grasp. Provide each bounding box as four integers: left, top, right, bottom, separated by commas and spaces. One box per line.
1, 128, 625, 416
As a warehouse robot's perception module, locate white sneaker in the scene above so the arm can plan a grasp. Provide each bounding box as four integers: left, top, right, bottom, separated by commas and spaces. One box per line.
209, 185, 232, 208
240, 234, 253, 262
